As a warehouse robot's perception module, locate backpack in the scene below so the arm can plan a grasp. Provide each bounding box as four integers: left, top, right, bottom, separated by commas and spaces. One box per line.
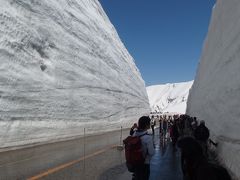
123, 133, 147, 172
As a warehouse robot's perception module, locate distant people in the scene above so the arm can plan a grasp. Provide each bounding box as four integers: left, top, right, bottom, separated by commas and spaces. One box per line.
159, 119, 162, 135
162, 120, 168, 138
163, 115, 167, 120
160, 115, 163, 120
150, 117, 156, 135
133, 116, 155, 180
130, 123, 138, 136
194, 120, 209, 141
171, 121, 179, 149
191, 118, 198, 134
179, 117, 185, 136
194, 120, 210, 156
178, 137, 231, 180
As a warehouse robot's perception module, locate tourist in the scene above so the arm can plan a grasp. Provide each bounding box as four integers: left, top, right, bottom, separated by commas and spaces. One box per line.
133, 116, 155, 180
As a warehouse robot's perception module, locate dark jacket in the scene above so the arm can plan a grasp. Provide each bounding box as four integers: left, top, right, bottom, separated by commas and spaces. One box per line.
193, 160, 232, 180
194, 124, 209, 142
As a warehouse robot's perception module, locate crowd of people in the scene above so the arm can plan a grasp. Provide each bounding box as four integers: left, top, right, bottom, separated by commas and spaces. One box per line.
124, 114, 231, 180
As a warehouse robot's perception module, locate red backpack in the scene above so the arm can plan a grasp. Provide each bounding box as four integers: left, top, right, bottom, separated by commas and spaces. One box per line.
123, 133, 147, 172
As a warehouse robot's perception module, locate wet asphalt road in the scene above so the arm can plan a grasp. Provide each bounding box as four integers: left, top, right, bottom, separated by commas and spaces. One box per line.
0, 128, 129, 180
150, 134, 182, 180
0, 128, 183, 180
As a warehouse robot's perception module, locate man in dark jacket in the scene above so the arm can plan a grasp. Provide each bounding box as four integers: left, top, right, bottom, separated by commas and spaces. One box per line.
194, 120, 209, 157
177, 137, 231, 180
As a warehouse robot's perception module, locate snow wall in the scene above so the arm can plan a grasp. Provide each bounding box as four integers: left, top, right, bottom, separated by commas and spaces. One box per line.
187, 0, 240, 178
0, 0, 150, 149
147, 81, 193, 114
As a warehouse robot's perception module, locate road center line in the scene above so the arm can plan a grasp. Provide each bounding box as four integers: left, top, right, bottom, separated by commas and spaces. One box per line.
27, 145, 118, 180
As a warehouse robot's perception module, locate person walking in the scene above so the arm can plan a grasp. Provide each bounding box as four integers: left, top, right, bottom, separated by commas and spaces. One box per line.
194, 120, 210, 157
171, 120, 179, 150
159, 119, 162, 136
150, 117, 156, 135
162, 120, 167, 139
132, 116, 155, 180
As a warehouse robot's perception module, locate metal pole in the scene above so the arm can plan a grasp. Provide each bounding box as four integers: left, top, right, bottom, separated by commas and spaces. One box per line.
120, 126, 123, 146
117, 126, 124, 150
83, 128, 86, 178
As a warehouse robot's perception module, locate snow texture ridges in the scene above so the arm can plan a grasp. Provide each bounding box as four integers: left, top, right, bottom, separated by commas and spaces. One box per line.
147, 81, 193, 114
0, 0, 149, 148
187, 0, 240, 178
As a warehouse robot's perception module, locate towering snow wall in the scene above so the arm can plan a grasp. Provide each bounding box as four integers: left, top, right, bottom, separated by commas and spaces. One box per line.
147, 81, 193, 114
0, 0, 150, 148
187, 0, 240, 178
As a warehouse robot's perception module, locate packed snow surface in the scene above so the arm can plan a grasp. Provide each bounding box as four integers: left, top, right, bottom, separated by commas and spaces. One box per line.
187, 0, 240, 178
0, 0, 150, 148
147, 81, 193, 114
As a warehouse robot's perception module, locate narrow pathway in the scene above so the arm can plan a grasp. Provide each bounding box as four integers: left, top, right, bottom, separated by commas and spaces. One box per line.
150, 132, 182, 180
114, 129, 183, 180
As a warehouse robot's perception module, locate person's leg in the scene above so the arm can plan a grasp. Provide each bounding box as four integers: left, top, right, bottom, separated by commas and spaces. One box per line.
132, 172, 136, 180
151, 126, 154, 135
134, 164, 150, 180
142, 164, 150, 180
134, 165, 142, 180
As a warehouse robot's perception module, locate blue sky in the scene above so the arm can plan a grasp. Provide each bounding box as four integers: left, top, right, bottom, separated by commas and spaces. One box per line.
99, 0, 216, 86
